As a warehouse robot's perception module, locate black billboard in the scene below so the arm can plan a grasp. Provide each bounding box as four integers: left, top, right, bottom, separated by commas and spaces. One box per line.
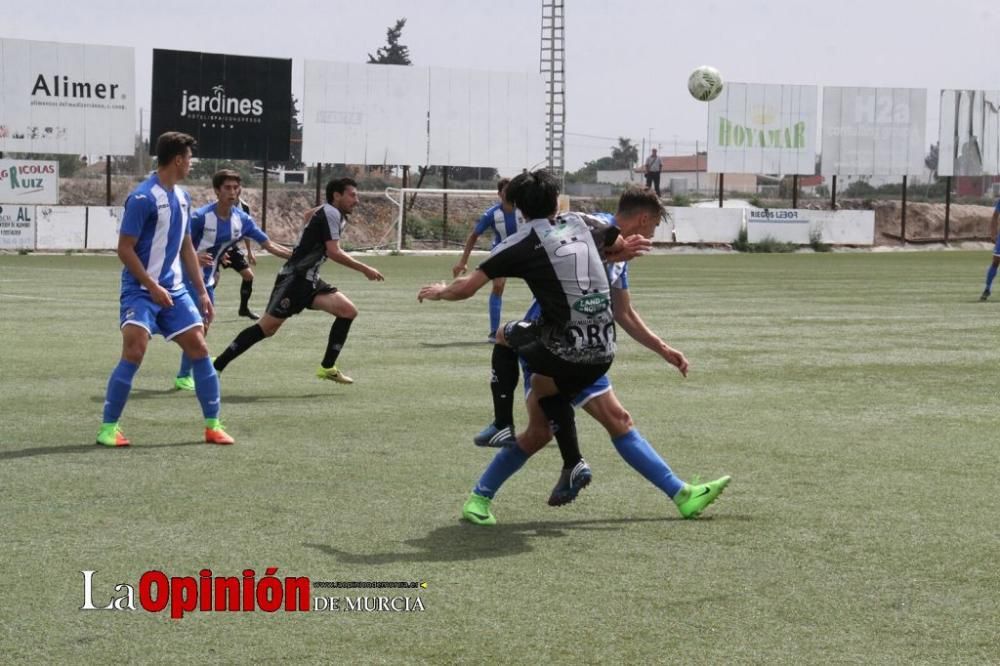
150, 49, 291, 161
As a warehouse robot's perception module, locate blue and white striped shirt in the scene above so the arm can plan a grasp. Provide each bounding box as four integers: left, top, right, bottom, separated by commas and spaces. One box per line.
119, 173, 192, 293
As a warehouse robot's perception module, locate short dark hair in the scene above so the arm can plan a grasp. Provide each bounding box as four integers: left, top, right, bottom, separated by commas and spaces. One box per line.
617, 186, 665, 221
212, 169, 241, 190
506, 169, 560, 219
496, 177, 510, 195
326, 177, 358, 203
156, 131, 196, 165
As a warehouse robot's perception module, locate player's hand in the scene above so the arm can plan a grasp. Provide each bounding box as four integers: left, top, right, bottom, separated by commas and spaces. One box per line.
200, 293, 215, 329
663, 346, 689, 378
607, 234, 652, 263
418, 282, 447, 302
150, 284, 174, 307
220, 253, 231, 267
364, 266, 385, 281
452, 263, 467, 278
248, 253, 257, 266
197, 252, 213, 267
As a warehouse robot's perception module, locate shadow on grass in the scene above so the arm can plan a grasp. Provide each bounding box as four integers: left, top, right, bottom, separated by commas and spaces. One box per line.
0, 440, 205, 460
304, 517, 667, 564
88, 389, 333, 404
419, 340, 493, 348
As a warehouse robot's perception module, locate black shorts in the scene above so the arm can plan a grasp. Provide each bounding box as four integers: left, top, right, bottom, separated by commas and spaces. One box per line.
222, 246, 250, 273
265, 273, 338, 319
503, 320, 612, 399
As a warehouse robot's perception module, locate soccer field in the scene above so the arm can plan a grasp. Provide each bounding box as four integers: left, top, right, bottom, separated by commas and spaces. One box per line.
1, 251, 998, 663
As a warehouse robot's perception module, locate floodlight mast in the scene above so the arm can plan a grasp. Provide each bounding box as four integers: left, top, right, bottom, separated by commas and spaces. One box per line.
540, 0, 565, 179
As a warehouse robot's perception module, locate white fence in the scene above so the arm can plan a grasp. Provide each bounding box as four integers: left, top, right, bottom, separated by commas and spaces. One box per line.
663, 206, 874, 246
1, 204, 876, 250
0, 205, 123, 250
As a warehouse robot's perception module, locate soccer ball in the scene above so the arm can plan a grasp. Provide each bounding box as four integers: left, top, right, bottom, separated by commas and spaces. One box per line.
687, 66, 724, 102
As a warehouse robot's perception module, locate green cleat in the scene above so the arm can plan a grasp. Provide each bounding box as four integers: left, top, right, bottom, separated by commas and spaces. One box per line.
674, 475, 731, 519
462, 493, 497, 526
173, 375, 195, 391
316, 365, 353, 384
96, 422, 130, 447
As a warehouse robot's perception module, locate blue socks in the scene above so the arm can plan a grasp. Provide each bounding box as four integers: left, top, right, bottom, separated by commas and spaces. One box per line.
488, 293, 502, 336
191, 356, 221, 419
177, 353, 193, 379
612, 429, 685, 498
986, 263, 998, 291
102, 359, 139, 423
474, 445, 529, 499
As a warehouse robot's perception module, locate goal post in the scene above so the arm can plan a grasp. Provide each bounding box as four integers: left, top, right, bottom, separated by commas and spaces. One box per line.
383, 187, 504, 252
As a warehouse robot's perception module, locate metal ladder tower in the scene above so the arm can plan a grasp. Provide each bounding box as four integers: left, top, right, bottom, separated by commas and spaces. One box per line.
540, 0, 565, 176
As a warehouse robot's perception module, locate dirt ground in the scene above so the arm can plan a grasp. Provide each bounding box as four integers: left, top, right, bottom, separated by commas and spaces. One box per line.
59, 177, 996, 247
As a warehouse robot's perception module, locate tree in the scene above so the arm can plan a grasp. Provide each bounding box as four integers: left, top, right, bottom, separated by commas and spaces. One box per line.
368, 19, 412, 65
610, 137, 638, 169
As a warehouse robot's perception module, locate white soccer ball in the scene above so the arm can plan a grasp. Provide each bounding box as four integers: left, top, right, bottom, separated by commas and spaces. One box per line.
687, 66, 724, 102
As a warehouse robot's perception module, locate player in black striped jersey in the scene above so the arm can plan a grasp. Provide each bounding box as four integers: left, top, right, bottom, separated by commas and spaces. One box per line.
213, 178, 384, 383
419, 170, 650, 518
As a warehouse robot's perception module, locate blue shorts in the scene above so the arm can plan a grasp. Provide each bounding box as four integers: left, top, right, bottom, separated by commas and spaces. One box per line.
120, 288, 203, 340
522, 362, 613, 408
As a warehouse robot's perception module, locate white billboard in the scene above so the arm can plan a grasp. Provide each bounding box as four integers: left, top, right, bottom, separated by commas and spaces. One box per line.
303, 60, 545, 170
937, 89, 1000, 177
0, 38, 135, 155
707, 83, 817, 175
0, 205, 35, 249
821, 87, 926, 176
0, 159, 58, 204
302, 61, 428, 166
427, 67, 546, 170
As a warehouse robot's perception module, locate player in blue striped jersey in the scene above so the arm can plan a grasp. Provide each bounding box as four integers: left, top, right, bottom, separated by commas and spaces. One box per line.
173, 170, 291, 391
452, 178, 524, 340
96, 132, 235, 447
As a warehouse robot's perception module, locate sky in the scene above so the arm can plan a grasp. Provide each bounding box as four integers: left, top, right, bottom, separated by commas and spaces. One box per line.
7, 0, 1000, 170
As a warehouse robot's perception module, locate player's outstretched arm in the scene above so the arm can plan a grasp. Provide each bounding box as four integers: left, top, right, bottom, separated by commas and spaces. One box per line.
325, 239, 384, 281
611, 287, 688, 377
605, 234, 652, 264
418, 269, 490, 302
262, 239, 293, 260
453, 232, 481, 277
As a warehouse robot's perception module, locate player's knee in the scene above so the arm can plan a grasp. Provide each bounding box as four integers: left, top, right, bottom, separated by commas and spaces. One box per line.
121, 340, 147, 363
341, 304, 358, 319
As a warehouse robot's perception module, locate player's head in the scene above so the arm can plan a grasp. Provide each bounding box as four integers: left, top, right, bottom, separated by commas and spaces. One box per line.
497, 177, 511, 204
506, 169, 560, 220
616, 186, 664, 239
156, 131, 196, 180
326, 177, 359, 213
212, 169, 242, 205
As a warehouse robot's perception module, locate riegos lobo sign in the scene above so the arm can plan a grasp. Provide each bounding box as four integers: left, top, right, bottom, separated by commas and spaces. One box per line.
0, 38, 135, 155
151, 49, 291, 161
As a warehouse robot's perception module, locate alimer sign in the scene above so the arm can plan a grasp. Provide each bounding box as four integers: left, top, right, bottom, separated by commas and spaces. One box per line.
0, 38, 135, 155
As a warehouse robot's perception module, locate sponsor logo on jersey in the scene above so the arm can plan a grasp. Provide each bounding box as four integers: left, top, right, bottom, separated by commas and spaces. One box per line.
572, 293, 610, 315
